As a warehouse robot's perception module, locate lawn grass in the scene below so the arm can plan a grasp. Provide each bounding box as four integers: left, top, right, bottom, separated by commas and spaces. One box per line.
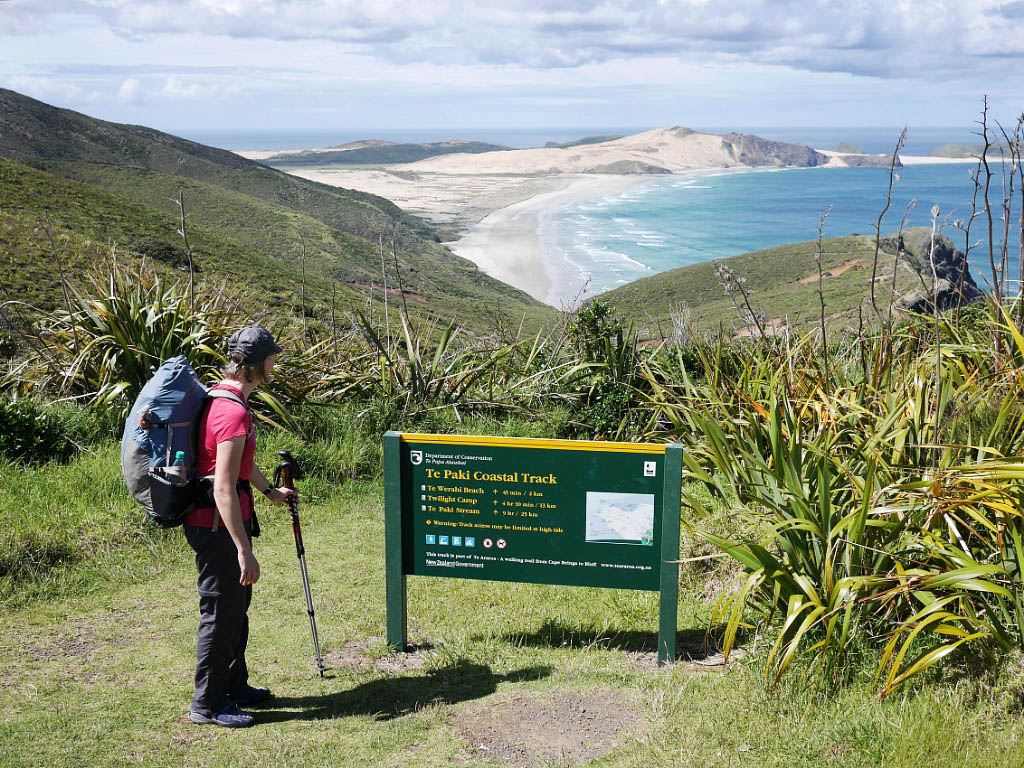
3, 438, 1024, 767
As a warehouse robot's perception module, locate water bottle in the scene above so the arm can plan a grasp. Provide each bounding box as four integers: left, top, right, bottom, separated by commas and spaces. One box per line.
166, 450, 188, 484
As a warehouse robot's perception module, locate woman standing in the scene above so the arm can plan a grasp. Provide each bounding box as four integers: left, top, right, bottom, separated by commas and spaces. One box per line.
185, 326, 296, 728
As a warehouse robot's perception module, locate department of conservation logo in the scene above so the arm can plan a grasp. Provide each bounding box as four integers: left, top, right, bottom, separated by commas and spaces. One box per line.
410, 450, 423, 465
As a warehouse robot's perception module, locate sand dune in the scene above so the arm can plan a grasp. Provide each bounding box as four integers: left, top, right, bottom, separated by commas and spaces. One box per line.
402, 127, 824, 175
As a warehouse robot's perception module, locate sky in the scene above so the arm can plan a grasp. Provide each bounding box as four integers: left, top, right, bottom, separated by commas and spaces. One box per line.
1, 0, 1023, 136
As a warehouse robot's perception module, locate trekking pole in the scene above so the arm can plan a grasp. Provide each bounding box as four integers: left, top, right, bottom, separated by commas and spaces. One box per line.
273, 450, 326, 677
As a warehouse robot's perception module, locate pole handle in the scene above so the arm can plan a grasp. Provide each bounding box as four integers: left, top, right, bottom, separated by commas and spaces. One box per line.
273, 450, 303, 491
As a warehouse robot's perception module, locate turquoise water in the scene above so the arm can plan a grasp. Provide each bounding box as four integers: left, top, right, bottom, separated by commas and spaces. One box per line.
542, 164, 1020, 300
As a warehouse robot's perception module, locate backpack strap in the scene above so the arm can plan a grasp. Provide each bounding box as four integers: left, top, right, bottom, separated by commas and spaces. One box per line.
201, 388, 250, 532
206, 388, 249, 411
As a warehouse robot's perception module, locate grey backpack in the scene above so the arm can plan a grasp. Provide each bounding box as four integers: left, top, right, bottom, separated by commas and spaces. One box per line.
120, 356, 246, 528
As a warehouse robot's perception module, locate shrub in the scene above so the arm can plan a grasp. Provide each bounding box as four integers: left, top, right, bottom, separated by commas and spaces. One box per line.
0, 397, 79, 464
129, 238, 199, 272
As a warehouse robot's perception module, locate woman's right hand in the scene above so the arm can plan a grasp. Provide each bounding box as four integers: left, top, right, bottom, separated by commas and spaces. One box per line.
238, 549, 261, 585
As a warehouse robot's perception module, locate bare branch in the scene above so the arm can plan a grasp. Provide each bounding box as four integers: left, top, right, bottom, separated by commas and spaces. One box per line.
41, 212, 80, 361
979, 96, 1000, 306
176, 189, 196, 319
816, 203, 833, 387
928, 205, 943, 469
872, 127, 907, 315
715, 262, 766, 341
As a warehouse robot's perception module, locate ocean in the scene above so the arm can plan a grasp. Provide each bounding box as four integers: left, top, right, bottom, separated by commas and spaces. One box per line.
542, 162, 1022, 299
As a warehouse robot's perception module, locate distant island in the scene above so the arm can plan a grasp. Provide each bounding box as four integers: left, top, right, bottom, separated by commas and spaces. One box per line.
929, 142, 1012, 159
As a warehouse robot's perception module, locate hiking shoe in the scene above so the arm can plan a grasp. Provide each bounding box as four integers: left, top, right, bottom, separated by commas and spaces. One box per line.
188, 704, 255, 728
229, 685, 273, 707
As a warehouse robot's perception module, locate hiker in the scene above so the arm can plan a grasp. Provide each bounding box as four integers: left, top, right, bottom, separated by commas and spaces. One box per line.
185, 326, 297, 728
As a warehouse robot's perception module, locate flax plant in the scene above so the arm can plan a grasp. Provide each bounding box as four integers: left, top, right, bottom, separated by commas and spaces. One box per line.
5, 264, 297, 428
638, 304, 1024, 694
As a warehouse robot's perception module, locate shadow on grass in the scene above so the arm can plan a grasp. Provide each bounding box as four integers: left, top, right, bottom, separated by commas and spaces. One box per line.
492, 619, 744, 661
257, 661, 552, 723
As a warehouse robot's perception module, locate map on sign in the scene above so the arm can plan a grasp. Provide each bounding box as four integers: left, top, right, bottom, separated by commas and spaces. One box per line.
585, 491, 655, 545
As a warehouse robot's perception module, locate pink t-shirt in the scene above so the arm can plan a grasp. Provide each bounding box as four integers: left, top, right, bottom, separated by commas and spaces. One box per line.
184, 383, 255, 528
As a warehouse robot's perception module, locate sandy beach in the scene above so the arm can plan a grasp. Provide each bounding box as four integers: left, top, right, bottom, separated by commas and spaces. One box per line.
281, 165, 650, 304
282, 167, 580, 229
821, 150, 978, 166
449, 175, 651, 306
897, 155, 979, 165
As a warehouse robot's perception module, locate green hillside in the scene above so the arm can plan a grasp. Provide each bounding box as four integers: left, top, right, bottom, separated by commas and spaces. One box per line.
263, 141, 509, 167
599, 230, 978, 339
0, 89, 557, 332
544, 134, 624, 148
0, 158, 352, 312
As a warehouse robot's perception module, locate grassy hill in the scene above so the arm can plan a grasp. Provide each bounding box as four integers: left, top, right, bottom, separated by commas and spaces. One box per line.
263, 141, 509, 167
543, 134, 625, 148
598, 230, 975, 339
0, 158, 355, 312
0, 88, 556, 332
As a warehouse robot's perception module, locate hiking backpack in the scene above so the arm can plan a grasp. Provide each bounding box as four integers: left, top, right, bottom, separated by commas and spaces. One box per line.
120, 355, 247, 528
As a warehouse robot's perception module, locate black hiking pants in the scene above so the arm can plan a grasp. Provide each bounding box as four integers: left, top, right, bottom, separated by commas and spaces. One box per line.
184, 521, 252, 716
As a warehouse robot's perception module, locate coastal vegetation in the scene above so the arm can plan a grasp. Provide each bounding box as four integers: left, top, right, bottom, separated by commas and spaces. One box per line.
1, 246, 1021, 688
595, 228, 978, 338
6, 254, 1024, 763
543, 134, 625, 148
262, 140, 510, 167
930, 143, 1011, 159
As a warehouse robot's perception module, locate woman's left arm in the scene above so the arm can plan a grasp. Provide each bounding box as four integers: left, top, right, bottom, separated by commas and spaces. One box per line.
251, 465, 297, 505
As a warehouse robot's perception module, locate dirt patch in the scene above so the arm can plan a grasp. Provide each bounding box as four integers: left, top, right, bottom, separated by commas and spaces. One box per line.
455, 690, 644, 767
623, 632, 735, 671
170, 721, 217, 745
24, 614, 138, 662
351, 282, 428, 302
25, 624, 101, 661
733, 317, 789, 339
322, 637, 435, 673
798, 258, 864, 284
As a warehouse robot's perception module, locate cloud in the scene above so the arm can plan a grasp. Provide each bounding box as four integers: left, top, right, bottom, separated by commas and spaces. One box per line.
116, 77, 140, 103
3, 0, 1023, 80
158, 76, 244, 100
0, 74, 104, 104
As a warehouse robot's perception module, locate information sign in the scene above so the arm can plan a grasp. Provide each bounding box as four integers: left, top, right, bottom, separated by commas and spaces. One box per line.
384, 432, 683, 663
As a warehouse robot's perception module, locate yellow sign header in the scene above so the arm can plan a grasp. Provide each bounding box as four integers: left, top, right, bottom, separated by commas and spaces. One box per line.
399, 433, 667, 455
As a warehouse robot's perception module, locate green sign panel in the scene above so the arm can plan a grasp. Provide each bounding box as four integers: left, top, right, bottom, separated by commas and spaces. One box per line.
384, 432, 683, 663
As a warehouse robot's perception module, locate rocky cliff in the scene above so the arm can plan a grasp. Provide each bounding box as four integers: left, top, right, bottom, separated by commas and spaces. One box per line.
720, 133, 828, 167
885, 229, 984, 312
